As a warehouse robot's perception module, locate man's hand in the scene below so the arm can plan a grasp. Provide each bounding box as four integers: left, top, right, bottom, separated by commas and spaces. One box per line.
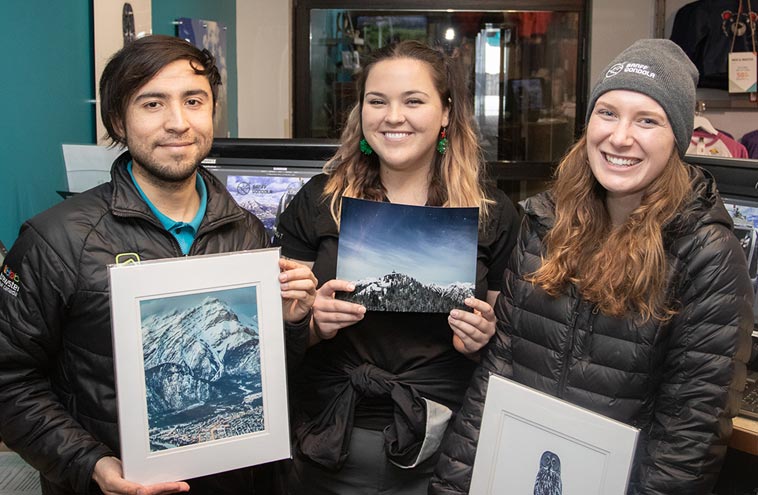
279, 258, 318, 323
92, 457, 189, 495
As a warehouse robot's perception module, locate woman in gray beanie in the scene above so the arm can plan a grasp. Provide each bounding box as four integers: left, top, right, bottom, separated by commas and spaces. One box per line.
430, 39, 753, 494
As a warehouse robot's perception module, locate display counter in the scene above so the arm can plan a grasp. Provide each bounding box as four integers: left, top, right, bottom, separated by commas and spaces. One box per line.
731, 416, 758, 455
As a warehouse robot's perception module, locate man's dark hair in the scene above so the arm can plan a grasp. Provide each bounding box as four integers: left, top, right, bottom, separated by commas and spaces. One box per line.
99, 34, 222, 145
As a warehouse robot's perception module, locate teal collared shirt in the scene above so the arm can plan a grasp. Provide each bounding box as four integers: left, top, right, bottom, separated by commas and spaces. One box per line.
127, 162, 208, 255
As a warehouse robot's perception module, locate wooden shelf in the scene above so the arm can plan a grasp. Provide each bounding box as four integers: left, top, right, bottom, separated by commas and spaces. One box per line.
731, 416, 758, 455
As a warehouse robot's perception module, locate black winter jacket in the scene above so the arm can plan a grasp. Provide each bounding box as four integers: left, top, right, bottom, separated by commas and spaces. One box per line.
0, 153, 270, 494
430, 166, 753, 495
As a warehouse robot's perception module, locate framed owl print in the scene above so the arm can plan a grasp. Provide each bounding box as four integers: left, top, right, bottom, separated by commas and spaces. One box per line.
470, 375, 639, 495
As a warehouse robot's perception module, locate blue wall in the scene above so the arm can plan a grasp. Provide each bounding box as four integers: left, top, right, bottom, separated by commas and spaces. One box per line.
0, 2, 237, 249
152, 0, 238, 138
0, 4, 95, 248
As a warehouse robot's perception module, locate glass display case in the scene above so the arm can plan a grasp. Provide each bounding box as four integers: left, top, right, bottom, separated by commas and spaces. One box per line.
294, 0, 590, 175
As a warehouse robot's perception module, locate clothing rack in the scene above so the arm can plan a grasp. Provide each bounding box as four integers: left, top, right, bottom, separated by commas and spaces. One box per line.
696, 98, 758, 111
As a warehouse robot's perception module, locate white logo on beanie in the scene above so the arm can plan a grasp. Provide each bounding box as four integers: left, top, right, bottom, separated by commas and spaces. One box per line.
606, 62, 657, 80
606, 63, 624, 78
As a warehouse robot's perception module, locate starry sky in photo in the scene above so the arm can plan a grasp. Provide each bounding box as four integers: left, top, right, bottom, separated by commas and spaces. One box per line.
336, 197, 478, 285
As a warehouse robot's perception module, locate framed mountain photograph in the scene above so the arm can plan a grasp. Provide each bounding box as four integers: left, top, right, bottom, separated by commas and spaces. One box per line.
336, 197, 479, 312
470, 375, 639, 495
108, 248, 289, 484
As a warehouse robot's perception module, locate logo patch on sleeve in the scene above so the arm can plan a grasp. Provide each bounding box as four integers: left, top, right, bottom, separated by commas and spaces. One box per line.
1, 264, 20, 297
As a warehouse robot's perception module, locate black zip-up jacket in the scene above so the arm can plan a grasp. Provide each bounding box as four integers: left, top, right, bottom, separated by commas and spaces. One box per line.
0, 153, 274, 494
430, 166, 753, 495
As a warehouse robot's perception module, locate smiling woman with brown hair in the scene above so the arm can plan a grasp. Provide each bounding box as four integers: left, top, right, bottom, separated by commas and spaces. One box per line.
431, 39, 754, 495
276, 40, 521, 495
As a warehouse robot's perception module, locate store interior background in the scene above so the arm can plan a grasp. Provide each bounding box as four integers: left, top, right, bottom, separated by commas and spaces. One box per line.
1, 0, 753, 248
2, 2, 758, 493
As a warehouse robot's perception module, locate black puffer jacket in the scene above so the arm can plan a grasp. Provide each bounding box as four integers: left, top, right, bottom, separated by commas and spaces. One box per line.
0, 153, 268, 494
430, 166, 753, 495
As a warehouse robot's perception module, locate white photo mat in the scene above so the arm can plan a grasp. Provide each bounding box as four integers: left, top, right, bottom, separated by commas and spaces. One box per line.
109, 248, 289, 484
470, 374, 639, 495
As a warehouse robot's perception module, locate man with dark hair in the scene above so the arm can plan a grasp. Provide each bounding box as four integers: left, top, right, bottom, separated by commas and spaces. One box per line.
99, 34, 222, 148
0, 35, 315, 495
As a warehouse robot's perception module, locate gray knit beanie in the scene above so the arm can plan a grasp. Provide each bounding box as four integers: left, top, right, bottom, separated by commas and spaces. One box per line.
586, 39, 699, 157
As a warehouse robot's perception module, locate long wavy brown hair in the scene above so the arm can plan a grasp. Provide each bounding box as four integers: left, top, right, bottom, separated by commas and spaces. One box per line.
322, 40, 492, 227
528, 135, 692, 320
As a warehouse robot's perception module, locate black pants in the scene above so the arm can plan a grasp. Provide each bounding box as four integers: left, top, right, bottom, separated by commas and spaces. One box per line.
187, 466, 255, 494
287, 427, 436, 495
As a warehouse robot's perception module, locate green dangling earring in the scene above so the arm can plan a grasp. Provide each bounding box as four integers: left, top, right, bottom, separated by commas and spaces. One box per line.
359, 138, 374, 156
437, 128, 448, 155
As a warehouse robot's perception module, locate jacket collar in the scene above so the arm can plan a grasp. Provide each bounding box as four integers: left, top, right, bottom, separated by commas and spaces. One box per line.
678, 164, 732, 231
109, 151, 246, 231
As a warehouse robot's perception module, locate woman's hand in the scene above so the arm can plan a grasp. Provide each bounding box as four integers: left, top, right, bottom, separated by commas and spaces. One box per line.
279, 258, 318, 324
449, 297, 497, 359
310, 279, 366, 345
92, 456, 190, 495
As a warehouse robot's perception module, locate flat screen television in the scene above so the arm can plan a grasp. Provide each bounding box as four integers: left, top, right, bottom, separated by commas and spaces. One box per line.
202, 138, 340, 243
722, 197, 758, 278
720, 195, 758, 330
687, 155, 758, 330
686, 155, 758, 201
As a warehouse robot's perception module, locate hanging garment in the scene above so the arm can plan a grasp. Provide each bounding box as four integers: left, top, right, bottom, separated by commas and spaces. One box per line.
740, 130, 758, 158
670, 0, 758, 89
688, 129, 751, 157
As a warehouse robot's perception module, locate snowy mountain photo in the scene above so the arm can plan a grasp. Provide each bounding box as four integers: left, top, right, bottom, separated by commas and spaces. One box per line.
336, 197, 479, 313
139, 287, 264, 452
341, 271, 474, 312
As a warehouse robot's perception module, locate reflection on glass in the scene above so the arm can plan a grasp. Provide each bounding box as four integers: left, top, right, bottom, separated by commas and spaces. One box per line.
307, 9, 580, 163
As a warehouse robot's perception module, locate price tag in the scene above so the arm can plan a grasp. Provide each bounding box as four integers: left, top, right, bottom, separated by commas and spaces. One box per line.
728, 52, 758, 93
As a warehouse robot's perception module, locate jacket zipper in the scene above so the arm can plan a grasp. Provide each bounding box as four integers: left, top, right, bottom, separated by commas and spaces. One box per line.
112, 209, 184, 257
115, 207, 241, 258
582, 305, 599, 359
557, 297, 584, 398
110, 166, 246, 258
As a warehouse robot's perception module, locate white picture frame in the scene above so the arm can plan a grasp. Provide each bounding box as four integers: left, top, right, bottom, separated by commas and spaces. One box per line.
470, 374, 639, 495
108, 248, 289, 484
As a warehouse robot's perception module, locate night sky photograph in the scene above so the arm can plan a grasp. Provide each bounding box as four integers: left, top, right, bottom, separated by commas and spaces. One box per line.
336, 198, 479, 312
